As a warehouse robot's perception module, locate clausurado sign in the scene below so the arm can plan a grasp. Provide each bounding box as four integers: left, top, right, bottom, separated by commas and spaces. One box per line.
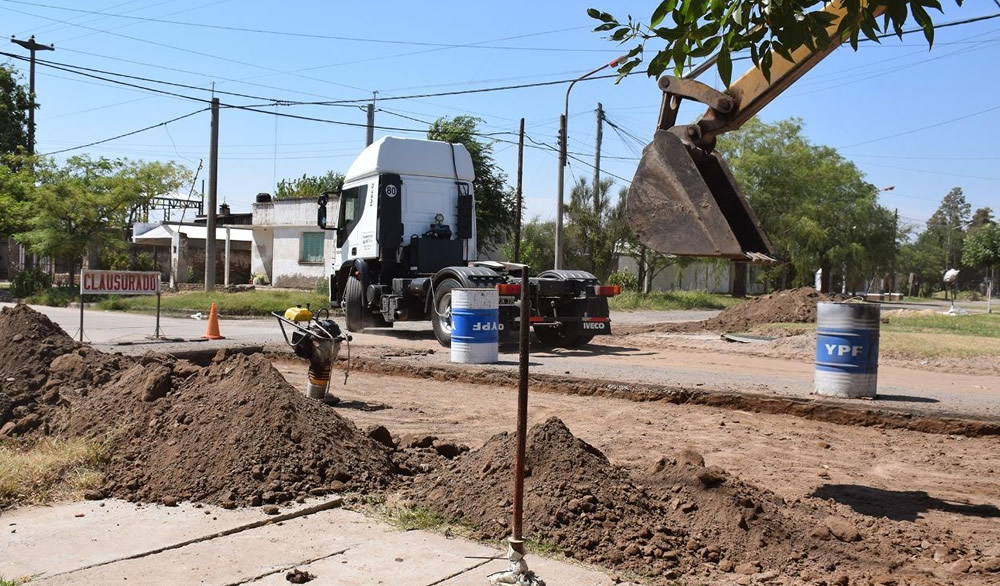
80, 270, 161, 295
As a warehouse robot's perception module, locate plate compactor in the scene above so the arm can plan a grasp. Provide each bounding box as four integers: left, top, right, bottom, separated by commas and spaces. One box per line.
273, 305, 351, 404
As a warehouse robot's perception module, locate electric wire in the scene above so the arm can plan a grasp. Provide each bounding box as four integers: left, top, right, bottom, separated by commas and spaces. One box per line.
41, 107, 208, 155
2, 2, 607, 53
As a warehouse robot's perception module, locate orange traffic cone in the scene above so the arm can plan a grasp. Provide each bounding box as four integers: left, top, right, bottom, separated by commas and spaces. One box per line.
202, 302, 225, 340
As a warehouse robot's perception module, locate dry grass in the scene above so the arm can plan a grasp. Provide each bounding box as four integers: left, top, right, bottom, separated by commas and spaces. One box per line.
880, 331, 1000, 359
0, 438, 106, 507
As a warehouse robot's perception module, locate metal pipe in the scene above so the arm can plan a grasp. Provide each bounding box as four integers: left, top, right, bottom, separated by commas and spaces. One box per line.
512, 265, 530, 544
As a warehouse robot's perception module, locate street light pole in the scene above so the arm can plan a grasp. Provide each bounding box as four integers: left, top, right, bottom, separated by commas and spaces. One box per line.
554, 55, 627, 270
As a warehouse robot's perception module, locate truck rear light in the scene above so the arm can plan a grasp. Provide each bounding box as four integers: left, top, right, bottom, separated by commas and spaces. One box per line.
496, 283, 522, 296
593, 285, 621, 297
529, 316, 545, 323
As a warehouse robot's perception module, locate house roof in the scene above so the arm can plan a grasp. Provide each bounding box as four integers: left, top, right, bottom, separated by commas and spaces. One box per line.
133, 223, 253, 245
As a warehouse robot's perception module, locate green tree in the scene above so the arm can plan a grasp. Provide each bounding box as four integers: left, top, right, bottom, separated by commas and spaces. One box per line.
564, 178, 630, 279
1, 64, 30, 155
0, 154, 34, 237
427, 116, 517, 252
15, 156, 190, 286
925, 187, 971, 270
969, 207, 995, 231
715, 117, 894, 292
589, 1, 959, 86
275, 171, 344, 199
503, 217, 555, 273
962, 223, 999, 312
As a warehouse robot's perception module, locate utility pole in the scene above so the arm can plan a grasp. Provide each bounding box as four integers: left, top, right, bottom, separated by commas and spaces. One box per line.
366, 91, 377, 147
891, 208, 898, 294
593, 103, 603, 214
514, 118, 524, 263
205, 97, 220, 290
9, 36, 54, 155
555, 113, 567, 269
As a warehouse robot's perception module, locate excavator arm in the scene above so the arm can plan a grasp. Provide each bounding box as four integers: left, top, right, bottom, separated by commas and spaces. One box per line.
628, 1, 885, 261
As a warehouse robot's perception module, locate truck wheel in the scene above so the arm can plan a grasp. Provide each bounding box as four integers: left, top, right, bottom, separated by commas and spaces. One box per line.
432, 278, 460, 347
344, 274, 366, 333
533, 325, 578, 348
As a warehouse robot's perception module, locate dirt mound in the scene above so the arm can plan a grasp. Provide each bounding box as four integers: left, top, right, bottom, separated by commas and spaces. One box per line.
2, 305, 395, 507
51, 352, 395, 506
408, 417, 941, 583
0, 304, 128, 436
619, 287, 837, 335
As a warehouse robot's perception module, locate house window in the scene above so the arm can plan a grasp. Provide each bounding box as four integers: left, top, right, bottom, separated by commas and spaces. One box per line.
300, 232, 325, 263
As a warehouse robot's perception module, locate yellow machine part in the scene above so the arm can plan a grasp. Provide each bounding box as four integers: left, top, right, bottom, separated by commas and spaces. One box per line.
284, 306, 313, 322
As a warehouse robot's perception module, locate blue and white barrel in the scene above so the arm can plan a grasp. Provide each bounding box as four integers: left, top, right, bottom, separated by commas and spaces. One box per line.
815, 302, 881, 398
451, 288, 500, 364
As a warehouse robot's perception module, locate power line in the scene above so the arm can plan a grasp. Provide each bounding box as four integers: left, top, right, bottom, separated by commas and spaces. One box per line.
42, 107, 208, 155
2, 1, 607, 53
840, 103, 1000, 148
0, 2, 372, 93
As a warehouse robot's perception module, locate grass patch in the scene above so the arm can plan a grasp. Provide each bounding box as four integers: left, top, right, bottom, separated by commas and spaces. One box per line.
24, 287, 79, 307
95, 289, 331, 317
881, 331, 1000, 359
884, 312, 1000, 338
0, 577, 23, 586
0, 438, 106, 507
753, 314, 1000, 359
609, 290, 743, 312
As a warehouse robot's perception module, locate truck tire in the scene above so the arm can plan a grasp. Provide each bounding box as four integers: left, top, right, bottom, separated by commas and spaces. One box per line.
344, 274, 366, 333
431, 278, 460, 347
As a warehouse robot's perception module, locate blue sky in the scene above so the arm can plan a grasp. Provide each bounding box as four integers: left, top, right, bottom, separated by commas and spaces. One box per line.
3, 0, 998, 235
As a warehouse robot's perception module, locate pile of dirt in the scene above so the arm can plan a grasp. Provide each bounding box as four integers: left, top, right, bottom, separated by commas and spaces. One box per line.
407, 417, 948, 583
619, 287, 838, 335
3, 305, 395, 507
0, 305, 128, 436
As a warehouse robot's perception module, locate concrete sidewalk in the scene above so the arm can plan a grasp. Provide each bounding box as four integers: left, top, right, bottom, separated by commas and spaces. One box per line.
1, 499, 616, 586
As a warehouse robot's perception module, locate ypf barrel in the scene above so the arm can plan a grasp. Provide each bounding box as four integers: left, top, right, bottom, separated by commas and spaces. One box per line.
451, 288, 500, 364
815, 302, 881, 398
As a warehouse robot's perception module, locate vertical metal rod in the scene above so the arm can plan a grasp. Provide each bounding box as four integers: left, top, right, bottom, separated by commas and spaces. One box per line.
155, 291, 162, 338
205, 97, 220, 290
512, 265, 530, 546
514, 118, 524, 264
79, 293, 84, 342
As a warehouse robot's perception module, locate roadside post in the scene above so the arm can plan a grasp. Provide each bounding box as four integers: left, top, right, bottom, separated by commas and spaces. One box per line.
80, 270, 163, 342
488, 263, 545, 586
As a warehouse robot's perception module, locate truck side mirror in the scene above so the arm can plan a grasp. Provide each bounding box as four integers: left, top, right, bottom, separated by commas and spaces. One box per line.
318, 191, 339, 231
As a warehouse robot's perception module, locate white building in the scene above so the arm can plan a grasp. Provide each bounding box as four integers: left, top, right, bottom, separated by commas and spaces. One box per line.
251, 195, 335, 288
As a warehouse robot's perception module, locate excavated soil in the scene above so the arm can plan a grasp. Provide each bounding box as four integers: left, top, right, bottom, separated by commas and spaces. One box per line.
1, 305, 394, 507
405, 417, 990, 584
617, 287, 839, 335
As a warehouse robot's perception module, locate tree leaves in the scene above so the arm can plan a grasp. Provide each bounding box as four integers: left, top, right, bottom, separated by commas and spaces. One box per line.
588, 1, 959, 87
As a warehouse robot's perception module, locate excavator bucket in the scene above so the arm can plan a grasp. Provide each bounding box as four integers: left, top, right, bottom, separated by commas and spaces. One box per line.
627, 130, 776, 261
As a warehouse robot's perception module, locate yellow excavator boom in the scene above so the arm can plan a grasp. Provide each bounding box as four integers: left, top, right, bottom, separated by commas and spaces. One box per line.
628, 1, 885, 261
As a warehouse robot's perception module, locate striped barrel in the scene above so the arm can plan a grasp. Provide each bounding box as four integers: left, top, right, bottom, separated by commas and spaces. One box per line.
451, 289, 499, 364
815, 302, 880, 398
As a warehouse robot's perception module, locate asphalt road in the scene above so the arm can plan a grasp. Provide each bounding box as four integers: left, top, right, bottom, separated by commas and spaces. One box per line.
4, 301, 997, 420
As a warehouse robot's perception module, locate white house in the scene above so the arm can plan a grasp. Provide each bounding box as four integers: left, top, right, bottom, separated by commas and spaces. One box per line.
251, 195, 335, 288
